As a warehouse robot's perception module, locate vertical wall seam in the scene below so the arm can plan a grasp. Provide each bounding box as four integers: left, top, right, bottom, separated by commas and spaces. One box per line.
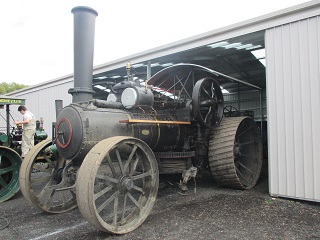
304, 18, 313, 197
297, 20, 306, 197
272, 28, 280, 194
280, 25, 288, 194
311, 16, 320, 198
317, 16, 320, 199
287, 22, 296, 196
307, 17, 314, 198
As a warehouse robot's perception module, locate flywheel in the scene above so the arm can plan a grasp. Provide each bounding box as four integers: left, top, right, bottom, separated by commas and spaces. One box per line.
192, 77, 224, 129
208, 117, 263, 189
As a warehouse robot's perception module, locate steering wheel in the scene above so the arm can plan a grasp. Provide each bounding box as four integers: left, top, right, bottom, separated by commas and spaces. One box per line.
223, 106, 240, 117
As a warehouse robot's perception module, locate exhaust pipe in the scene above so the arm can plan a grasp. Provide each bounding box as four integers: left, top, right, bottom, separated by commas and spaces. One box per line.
68, 6, 98, 103
55, 100, 63, 118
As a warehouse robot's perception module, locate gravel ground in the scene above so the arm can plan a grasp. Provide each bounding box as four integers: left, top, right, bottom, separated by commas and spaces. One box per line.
1, 174, 320, 240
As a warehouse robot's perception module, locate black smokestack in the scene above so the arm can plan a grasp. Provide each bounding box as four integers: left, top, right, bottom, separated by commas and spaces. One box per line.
68, 6, 98, 103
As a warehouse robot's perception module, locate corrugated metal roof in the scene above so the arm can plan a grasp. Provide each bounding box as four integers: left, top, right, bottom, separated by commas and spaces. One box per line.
91, 1, 319, 99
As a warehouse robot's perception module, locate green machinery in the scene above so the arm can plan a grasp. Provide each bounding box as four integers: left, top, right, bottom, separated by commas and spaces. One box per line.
0, 96, 47, 202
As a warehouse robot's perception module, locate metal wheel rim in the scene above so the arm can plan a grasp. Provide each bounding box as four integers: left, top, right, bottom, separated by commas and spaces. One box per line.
234, 118, 262, 188
208, 117, 262, 189
19, 139, 77, 213
223, 106, 240, 117
192, 77, 224, 129
76, 136, 159, 234
0, 147, 21, 202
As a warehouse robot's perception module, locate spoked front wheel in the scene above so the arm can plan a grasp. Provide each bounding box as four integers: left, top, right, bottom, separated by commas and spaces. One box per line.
76, 136, 159, 234
19, 139, 77, 213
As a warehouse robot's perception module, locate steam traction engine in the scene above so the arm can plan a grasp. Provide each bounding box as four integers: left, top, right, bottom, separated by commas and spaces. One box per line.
19, 7, 262, 234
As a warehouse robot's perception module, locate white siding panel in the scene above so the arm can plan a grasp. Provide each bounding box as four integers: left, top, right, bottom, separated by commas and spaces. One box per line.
309, 17, 320, 199
282, 24, 294, 196
266, 16, 320, 202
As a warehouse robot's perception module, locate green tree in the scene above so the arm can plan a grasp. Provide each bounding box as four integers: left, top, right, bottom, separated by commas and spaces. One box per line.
0, 82, 29, 94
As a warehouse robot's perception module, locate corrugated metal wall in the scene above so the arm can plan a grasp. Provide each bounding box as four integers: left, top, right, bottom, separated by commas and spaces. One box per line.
266, 16, 320, 202
223, 89, 267, 121
1, 80, 73, 138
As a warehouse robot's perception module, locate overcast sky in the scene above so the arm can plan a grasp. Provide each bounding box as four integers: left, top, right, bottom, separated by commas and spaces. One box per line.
0, 0, 311, 86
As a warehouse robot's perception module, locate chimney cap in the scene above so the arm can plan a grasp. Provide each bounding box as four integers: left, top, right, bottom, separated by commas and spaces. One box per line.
71, 6, 98, 16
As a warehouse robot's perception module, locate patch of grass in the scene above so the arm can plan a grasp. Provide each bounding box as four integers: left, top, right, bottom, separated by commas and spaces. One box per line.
264, 198, 273, 205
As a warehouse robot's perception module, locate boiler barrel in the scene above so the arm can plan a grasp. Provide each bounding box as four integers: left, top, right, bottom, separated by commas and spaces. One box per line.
55, 105, 184, 164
